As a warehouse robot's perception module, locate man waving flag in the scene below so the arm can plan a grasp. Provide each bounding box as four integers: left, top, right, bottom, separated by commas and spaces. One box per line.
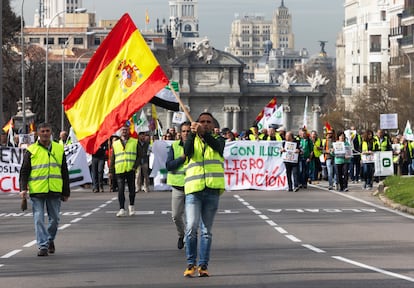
63, 13, 168, 154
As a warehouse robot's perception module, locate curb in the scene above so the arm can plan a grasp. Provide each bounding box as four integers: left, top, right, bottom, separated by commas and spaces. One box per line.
374, 182, 414, 216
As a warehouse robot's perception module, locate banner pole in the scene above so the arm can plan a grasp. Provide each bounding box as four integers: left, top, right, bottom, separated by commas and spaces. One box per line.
169, 84, 193, 122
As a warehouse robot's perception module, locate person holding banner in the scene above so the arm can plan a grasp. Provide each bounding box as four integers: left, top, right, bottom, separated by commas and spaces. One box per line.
333, 131, 352, 192
19, 122, 70, 256
281, 131, 300, 192
183, 112, 225, 277
361, 129, 380, 190
166, 121, 191, 250
109, 125, 139, 217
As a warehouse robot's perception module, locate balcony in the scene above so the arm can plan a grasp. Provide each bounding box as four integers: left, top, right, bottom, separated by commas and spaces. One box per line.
401, 8, 414, 26
400, 35, 414, 48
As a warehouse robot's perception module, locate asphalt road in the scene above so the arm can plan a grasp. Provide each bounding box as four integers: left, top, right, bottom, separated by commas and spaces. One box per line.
1, 182, 414, 288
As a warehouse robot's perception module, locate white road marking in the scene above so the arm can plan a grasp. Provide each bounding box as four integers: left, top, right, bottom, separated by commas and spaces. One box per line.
82, 212, 93, 217
58, 223, 71, 230
266, 220, 278, 226
23, 240, 36, 248
258, 214, 269, 220
333, 256, 414, 282
302, 244, 326, 253
274, 226, 288, 234
285, 234, 302, 242
1, 250, 22, 259
71, 217, 83, 223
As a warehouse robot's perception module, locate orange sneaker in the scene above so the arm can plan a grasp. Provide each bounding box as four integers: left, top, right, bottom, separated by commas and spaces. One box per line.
183, 264, 197, 277
198, 264, 209, 277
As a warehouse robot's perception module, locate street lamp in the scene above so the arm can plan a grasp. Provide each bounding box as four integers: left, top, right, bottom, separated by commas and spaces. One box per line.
21, 0, 26, 132
45, 7, 86, 123
400, 49, 412, 98
73, 51, 94, 87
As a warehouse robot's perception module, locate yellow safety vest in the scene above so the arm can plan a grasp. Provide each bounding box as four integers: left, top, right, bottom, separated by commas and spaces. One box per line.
362, 139, 380, 152
313, 137, 322, 158
27, 141, 64, 194
167, 141, 185, 187
184, 135, 225, 194
113, 138, 138, 174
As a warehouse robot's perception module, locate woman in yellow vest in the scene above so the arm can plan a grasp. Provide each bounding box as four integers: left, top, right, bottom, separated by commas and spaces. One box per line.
182, 112, 225, 278
19, 122, 70, 256
361, 129, 380, 190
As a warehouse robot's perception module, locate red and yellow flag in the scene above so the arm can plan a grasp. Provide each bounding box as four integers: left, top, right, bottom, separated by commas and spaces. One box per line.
63, 13, 168, 154
2, 118, 14, 133
255, 97, 277, 123
145, 9, 150, 25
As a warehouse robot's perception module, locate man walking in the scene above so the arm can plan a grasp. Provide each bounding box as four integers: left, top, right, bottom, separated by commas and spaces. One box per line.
166, 121, 191, 250
19, 123, 70, 256
109, 124, 139, 217
183, 112, 225, 277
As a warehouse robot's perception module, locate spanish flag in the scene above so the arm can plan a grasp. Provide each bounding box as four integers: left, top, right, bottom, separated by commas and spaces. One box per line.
255, 97, 277, 123
63, 14, 168, 154
2, 118, 14, 133
145, 9, 150, 25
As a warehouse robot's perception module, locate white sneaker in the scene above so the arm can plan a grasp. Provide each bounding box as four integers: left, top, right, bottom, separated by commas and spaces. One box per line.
116, 209, 127, 217
128, 205, 135, 216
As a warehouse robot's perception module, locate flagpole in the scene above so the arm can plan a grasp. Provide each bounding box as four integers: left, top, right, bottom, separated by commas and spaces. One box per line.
169, 84, 193, 122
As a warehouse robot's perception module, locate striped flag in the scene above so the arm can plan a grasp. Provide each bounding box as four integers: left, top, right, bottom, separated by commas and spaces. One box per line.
63, 13, 168, 154
255, 97, 277, 124
150, 81, 179, 111
145, 9, 150, 24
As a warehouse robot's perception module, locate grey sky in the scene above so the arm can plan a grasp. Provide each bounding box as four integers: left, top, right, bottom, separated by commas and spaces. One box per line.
15, 0, 344, 56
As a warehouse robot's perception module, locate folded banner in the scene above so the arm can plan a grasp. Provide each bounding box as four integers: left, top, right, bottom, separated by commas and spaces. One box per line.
64, 13, 169, 154
150, 81, 180, 111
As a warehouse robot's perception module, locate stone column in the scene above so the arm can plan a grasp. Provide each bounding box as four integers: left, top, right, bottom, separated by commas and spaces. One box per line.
232, 106, 241, 132
312, 104, 321, 133
283, 104, 291, 130
167, 110, 173, 130
223, 106, 232, 129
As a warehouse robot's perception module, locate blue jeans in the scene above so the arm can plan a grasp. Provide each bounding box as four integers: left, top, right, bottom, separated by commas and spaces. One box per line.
299, 158, 309, 187
363, 163, 375, 187
326, 158, 334, 187
31, 196, 61, 250
185, 189, 220, 267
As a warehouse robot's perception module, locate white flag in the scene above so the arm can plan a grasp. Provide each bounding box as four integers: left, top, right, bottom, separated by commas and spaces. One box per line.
136, 110, 150, 133
303, 96, 308, 128
403, 120, 414, 141
267, 105, 284, 126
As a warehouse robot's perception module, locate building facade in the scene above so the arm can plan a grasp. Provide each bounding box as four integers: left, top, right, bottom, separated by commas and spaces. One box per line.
169, 0, 200, 49
228, 0, 294, 76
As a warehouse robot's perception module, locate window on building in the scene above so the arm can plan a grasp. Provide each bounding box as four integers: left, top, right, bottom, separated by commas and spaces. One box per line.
381, 10, 386, 21
74, 37, 84, 45
370, 35, 381, 52
29, 37, 40, 44
184, 24, 192, 31
370, 62, 381, 83
94, 37, 101, 46
44, 37, 54, 45
58, 37, 69, 45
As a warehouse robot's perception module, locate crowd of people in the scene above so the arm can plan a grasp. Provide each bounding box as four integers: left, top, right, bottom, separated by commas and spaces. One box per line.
4, 117, 413, 277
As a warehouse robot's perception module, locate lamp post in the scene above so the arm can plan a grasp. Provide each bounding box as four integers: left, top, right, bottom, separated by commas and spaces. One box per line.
45, 7, 87, 123
400, 49, 412, 98
61, 38, 71, 131
73, 51, 94, 87
21, 0, 26, 132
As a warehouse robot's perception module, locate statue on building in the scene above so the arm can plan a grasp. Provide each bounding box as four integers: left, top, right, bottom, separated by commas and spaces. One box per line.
278, 72, 296, 90
306, 70, 329, 91
318, 40, 328, 57
192, 37, 215, 64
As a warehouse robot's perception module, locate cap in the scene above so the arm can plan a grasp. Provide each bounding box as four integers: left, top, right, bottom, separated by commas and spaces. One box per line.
269, 124, 279, 129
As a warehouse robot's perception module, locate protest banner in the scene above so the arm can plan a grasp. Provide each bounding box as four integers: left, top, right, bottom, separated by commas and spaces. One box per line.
1, 143, 92, 193
281, 141, 299, 163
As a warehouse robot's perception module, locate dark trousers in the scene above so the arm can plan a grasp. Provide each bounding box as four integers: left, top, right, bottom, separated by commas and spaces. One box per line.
285, 162, 298, 190
299, 158, 309, 187
336, 163, 349, 190
363, 163, 374, 187
117, 170, 136, 209
91, 157, 105, 191
350, 155, 361, 181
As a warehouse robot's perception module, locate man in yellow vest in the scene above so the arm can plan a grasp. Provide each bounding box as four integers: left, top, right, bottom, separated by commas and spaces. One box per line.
182, 112, 225, 278
19, 123, 70, 256
166, 121, 191, 250
109, 124, 139, 217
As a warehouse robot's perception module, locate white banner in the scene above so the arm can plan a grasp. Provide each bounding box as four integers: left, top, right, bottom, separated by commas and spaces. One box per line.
1, 144, 92, 194
150, 141, 288, 191
373, 151, 393, 177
